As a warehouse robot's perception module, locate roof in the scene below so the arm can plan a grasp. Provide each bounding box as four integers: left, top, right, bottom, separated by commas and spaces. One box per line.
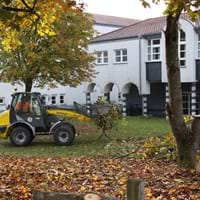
91, 14, 191, 43
92, 13, 140, 27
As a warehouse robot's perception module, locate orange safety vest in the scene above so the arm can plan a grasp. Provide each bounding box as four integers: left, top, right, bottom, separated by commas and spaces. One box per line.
15, 102, 31, 112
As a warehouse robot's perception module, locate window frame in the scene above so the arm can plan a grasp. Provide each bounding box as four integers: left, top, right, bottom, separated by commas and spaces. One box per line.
114, 49, 128, 63
95, 50, 108, 65
179, 29, 186, 68
59, 94, 65, 105
51, 95, 56, 105
147, 39, 161, 61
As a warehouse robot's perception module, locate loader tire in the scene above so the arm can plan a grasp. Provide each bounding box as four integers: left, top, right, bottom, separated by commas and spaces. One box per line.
53, 124, 75, 145
10, 126, 33, 147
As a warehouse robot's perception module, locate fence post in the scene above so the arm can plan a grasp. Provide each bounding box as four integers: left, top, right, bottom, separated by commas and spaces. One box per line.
127, 179, 144, 200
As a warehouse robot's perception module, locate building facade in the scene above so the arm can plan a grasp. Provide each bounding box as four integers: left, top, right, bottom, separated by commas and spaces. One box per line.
1, 14, 200, 117
86, 15, 200, 117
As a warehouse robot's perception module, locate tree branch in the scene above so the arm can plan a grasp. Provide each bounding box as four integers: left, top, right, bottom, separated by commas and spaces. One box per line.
1, 6, 33, 13
1, 0, 38, 13
21, 0, 33, 10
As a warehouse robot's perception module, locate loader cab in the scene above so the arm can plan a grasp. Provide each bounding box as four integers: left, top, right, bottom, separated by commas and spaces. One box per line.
10, 92, 47, 131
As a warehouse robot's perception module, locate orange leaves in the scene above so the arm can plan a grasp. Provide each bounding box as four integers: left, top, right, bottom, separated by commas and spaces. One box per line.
0, 156, 199, 199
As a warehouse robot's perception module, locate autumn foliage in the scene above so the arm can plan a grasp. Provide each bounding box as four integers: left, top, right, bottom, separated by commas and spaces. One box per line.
0, 0, 95, 91
0, 0, 84, 51
0, 156, 199, 199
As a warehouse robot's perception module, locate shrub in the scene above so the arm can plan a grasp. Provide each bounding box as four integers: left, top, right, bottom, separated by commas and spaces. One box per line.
93, 97, 122, 139
142, 115, 200, 161
142, 133, 177, 160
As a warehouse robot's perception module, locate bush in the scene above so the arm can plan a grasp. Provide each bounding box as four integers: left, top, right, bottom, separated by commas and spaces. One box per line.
142, 115, 200, 161
93, 97, 122, 139
142, 133, 177, 160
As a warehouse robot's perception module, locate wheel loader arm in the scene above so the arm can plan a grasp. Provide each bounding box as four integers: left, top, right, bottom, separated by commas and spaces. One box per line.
46, 108, 91, 122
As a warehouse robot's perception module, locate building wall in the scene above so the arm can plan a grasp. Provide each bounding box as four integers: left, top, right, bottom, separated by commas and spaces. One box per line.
94, 24, 121, 35
0, 83, 21, 111
89, 38, 147, 94
33, 85, 86, 106
1, 17, 200, 115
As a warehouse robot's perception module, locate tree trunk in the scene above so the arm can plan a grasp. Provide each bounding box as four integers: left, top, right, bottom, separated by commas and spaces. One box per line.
24, 79, 33, 92
165, 14, 199, 169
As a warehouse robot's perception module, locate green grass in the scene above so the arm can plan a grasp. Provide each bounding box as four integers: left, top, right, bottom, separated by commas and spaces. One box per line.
0, 117, 171, 157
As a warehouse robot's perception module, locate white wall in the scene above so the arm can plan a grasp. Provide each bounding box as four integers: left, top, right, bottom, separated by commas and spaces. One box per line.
179, 19, 196, 82
0, 83, 24, 111
94, 24, 121, 35
33, 85, 86, 105
140, 38, 150, 95
89, 39, 143, 96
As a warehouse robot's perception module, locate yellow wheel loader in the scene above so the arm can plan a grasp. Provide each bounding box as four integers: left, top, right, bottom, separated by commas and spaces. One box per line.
0, 92, 90, 146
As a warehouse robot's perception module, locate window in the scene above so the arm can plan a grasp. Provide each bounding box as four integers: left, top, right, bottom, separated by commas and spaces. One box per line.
60, 94, 65, 104
179, 29, 186, 67
0, 97, 5, 105
31, 96, 41, 115
114, 49, 128, 63
42, 95, 46, 105
51, 95, 56, 105
41, 94, 48, 105
96, 51, 108, 64
147, 39, 160, 61
198, 34, 200, 58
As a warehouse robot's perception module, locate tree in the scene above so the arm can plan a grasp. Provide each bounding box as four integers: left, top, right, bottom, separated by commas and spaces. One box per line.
0, 0, 85, 51
0, 8, 95, 91
141, 0, 200, 169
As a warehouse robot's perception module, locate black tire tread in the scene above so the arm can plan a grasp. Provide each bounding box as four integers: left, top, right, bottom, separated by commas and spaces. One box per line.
10, 126, 33, 147
53, 123, 75, 145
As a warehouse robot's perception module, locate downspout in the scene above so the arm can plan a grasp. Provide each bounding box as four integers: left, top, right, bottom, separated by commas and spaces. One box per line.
139, 35, 144, 116
139, 35, 142, 94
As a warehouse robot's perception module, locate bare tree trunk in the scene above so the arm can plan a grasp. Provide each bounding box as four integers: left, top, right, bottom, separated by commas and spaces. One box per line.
165, 14, 199, 169
25, 79, 33, 92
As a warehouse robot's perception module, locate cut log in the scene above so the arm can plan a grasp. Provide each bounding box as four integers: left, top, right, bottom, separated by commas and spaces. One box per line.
32, 191, 116, 200
32, 191, 83, 200
84, 193, 101, 200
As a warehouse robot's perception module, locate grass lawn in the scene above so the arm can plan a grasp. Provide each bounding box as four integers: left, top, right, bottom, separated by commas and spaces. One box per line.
0, 117, 171, 157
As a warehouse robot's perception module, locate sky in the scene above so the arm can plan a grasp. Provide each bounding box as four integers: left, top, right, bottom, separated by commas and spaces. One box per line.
81, 0, 166, 20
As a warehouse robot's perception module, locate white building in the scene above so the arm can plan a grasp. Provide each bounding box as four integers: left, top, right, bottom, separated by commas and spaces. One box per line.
86, 14, 200, 117
2, 14, 200, 117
